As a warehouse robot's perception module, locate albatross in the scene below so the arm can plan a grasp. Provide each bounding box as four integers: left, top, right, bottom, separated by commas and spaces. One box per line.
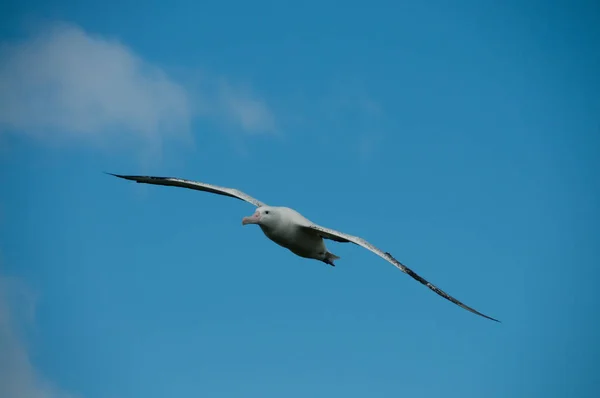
107, 172, 500, 323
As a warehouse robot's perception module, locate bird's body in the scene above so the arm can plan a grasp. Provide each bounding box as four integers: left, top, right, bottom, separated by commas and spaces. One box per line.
254, 206, 338, 264
107, 172, 500, 323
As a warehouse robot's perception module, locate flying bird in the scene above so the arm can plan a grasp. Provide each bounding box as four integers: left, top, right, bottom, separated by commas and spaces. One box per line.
107, 172, 500, 322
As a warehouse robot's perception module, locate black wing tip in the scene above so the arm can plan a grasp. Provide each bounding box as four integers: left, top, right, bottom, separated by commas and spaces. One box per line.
104, 172, 137, 181
387, 253, 501, 323
480, 314, 501, 323
104, 171, 125, 178
104, 172, 162, 183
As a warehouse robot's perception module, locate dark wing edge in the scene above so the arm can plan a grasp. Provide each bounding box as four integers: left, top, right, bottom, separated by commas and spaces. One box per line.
305, 224, 501, 323
105, 173, 266, 207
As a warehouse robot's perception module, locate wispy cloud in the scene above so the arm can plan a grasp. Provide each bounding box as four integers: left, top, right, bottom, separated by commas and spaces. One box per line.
0, 22, 276, 153
216, 81, 277, 134
0, 275, 75, 398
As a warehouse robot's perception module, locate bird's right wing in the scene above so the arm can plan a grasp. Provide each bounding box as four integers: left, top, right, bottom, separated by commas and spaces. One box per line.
107, 173, 267, 207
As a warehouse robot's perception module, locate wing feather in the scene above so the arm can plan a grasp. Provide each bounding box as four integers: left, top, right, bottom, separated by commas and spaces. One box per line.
305, 224, 500, 322
107, 173, 266, 207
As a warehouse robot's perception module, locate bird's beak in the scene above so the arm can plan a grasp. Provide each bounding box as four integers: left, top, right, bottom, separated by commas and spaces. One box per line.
242, 211, 261, 225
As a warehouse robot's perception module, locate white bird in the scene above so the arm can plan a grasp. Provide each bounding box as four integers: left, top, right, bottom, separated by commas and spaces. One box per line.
108, 173, 500, 322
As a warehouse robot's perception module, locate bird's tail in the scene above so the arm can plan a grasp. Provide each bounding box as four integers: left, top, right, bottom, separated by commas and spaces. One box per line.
324, 252, 340, 266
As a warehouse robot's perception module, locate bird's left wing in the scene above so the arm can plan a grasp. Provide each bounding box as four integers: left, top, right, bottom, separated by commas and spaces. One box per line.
302, 223, 500, 323
107, 173, 267, 207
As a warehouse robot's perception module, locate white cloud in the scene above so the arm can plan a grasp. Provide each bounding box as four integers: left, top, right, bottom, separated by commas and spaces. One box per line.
216, 81, 277, 134
0, 22, 276, 152
0, 275, 75, 398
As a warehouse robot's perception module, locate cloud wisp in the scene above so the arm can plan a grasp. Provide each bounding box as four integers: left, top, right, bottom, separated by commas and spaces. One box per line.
0, 22, 276, 153
0, 275, 74, 398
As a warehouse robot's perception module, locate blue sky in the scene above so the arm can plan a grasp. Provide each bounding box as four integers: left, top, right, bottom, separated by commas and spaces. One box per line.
1, 1, 598, 397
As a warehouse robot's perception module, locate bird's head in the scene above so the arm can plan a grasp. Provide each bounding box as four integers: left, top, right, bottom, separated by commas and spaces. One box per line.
242, 206, 276, 227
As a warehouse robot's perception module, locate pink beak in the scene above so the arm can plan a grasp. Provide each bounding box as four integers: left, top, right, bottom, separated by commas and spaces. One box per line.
242, 211, 261, 225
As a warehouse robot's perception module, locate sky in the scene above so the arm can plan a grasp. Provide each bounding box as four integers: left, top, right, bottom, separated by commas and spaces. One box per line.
0, 1, 599, 397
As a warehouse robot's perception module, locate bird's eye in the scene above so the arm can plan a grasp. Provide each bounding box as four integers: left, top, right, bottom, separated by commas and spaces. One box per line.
265, 211, 269, 214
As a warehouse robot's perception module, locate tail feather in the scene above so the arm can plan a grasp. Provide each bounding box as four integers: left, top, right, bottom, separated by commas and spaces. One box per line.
324, 251, 340, 266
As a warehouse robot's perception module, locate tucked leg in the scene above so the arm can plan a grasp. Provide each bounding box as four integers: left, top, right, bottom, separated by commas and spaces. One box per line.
323, 258, 335, 267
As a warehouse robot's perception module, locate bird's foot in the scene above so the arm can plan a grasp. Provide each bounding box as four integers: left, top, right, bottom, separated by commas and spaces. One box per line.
323, 259, 335, 267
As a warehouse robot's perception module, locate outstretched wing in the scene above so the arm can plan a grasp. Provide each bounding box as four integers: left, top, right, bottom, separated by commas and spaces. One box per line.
303, 223, 500, 322
107, 173, 267, 207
